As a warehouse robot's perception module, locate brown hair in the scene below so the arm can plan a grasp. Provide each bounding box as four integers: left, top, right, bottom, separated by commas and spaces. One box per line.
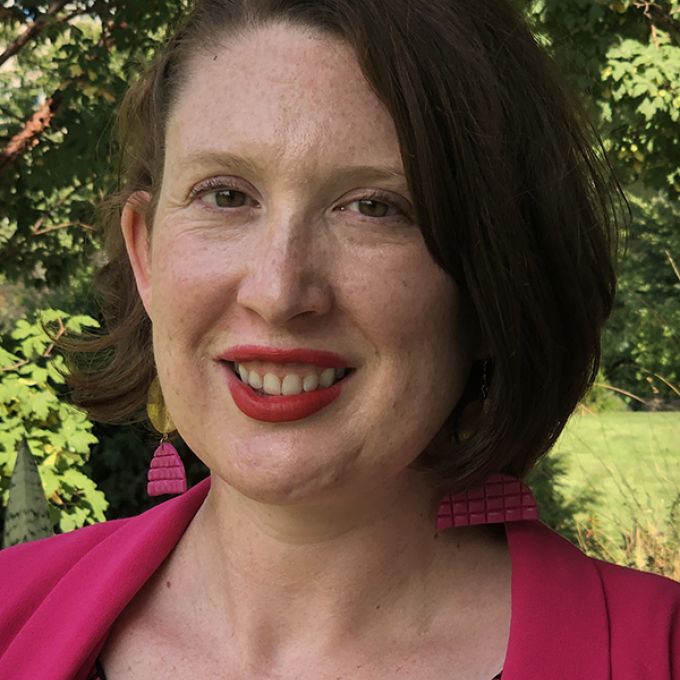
64, 0, 623, 489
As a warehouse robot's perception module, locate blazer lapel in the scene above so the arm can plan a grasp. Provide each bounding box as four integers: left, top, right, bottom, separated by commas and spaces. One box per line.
3, 478, 210, 680
503, 520, 611, 679
4, 479, 613, 680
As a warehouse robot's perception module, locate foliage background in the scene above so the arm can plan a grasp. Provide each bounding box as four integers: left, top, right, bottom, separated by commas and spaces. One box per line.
0, 0, 678, 564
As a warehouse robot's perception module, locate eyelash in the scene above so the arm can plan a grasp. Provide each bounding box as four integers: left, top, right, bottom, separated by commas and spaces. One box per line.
189, 178, 256, 207
337, 192, 410, 221
188, 179, 411, 222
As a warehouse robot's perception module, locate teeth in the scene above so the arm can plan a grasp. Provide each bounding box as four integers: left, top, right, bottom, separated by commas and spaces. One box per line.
281, 374, 302, 395
263, 373, 281, 395
319, 368, 335, 388
302, 373, 319, 392
234, 363, 348, 395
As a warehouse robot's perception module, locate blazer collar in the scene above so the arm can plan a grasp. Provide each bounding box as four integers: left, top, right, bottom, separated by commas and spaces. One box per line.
4, 478, 612, 680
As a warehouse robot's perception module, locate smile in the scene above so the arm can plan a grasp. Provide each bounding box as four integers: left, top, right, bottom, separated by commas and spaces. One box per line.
233, 363, 348, 396
219, 346, 353, 422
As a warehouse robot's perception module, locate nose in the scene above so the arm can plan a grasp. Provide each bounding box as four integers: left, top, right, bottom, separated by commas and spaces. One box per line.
236, 215, 333, 326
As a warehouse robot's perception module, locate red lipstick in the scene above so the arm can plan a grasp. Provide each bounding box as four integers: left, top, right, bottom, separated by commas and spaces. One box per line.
220, 346, 350, 423
221, 345, 348, 368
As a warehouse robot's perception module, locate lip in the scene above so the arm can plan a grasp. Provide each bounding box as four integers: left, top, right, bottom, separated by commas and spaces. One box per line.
223, 364, 346, 422
220, 345, 349, 369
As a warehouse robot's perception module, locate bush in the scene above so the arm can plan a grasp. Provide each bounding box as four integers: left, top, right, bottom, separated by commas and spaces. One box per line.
577, 488, 680, 580
0, 309, 106, 536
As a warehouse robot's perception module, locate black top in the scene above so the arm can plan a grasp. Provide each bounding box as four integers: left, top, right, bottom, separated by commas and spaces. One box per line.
90, 658, 503, 679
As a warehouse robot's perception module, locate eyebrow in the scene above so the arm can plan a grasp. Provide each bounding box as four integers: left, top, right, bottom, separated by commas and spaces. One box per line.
177, 150, 407, 185
179, 151, 261, 177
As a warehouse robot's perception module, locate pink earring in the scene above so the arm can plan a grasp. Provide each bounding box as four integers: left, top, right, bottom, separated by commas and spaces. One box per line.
146, 377, 187, 497
436, 474, 539, 529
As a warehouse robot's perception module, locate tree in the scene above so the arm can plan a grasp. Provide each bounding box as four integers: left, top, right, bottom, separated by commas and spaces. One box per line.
520, 0, 680, 402
0, 0, 678, 529
0, 1, 188, 288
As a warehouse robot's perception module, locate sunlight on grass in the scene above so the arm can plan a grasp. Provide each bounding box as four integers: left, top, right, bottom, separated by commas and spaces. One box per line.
552, 412, 680, 527
549, 412, 680, 576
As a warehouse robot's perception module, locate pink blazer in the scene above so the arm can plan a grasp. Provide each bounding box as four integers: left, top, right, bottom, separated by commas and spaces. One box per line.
1, 477, 679, 679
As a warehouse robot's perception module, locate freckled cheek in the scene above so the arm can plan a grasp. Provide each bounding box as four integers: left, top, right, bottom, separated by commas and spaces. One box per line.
150, 238, 242, 329
349, 269, 457, 348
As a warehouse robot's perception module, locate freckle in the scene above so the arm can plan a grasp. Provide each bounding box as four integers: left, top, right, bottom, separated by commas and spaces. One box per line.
166, 580, 172, 588
375, 603, 381, 609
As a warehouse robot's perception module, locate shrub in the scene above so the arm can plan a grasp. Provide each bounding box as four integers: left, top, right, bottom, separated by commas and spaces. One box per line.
0, 310, 106, 536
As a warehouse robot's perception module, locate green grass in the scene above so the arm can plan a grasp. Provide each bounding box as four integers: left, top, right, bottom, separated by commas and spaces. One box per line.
550, 412, 680, 534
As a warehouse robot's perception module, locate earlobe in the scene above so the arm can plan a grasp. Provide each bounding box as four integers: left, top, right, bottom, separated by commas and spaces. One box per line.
121, 191, 153, 318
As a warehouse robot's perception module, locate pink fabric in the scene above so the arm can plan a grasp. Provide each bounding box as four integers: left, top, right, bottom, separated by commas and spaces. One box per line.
1, 476, 679, 679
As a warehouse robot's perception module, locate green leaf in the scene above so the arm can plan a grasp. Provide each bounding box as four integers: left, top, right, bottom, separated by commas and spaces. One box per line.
0, 346, 20, 368
65, 314, 100, 332
2, 438, 54, 548
10, 320, 35, 341
637, 98, 660, 120
26, 390, 55, 421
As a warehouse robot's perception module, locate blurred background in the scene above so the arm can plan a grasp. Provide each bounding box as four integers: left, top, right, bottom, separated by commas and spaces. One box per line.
1, 0, 678, 576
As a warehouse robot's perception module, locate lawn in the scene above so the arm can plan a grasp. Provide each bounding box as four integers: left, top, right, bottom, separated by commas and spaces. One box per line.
549, 411, 680, 534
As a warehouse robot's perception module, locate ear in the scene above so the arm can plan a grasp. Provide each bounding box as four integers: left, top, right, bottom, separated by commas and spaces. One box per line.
121, 191, 154, 319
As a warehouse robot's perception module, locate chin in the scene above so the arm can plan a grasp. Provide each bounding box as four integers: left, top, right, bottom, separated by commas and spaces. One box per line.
197, 436, 363, 507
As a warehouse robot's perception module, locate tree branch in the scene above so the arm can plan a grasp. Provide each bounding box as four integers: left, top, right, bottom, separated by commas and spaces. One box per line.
0, 91, 63, 176
633, 0, 680, 45
1, 358, 29, 373
665, 249, 680, 283
31, 220, 94, 236
0, 0, 71, 67
43, 317, 66, 358
593, 382, 649, 406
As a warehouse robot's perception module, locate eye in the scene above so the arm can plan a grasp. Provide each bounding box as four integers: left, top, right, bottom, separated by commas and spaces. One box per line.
339, 195, 408, 221
352, 199, 394, 218
206, 189, 248, 209
188, 178, 258, 211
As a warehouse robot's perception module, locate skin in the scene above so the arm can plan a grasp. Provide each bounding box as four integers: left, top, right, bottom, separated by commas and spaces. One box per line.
109, 23, 511, 679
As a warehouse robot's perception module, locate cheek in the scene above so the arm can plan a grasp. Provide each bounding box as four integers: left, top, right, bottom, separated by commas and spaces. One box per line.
342, 248, 461, 355
149, 233, 237, 329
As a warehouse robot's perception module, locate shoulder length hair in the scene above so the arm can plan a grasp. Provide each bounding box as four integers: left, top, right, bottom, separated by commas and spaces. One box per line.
63, 0, 623, 491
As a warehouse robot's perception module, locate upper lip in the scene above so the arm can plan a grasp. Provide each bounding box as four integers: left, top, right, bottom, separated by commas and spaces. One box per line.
219, 345, 350, 368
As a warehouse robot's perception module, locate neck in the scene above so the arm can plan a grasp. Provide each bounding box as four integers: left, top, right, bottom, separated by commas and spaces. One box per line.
172, 472, 504, 669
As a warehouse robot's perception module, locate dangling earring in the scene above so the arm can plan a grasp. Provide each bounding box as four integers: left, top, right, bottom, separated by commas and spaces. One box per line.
146, 376, 187, 497
456, 359, 491, 442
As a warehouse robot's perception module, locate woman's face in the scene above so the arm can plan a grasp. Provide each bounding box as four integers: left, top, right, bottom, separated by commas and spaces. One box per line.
124, 23, 479, 504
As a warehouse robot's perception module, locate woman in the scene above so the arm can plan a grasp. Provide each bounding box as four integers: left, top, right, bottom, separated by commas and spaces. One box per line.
2, 0, 679, 678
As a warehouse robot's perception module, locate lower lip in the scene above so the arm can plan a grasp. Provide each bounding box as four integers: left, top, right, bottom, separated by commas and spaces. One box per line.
224, 366, 345, 422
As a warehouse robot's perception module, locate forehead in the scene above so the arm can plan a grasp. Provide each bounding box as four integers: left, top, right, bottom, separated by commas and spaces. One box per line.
165, 22, 403, 175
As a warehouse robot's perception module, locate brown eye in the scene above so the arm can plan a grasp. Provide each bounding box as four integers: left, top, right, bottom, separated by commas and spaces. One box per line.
213, 189, 247, 208
357, 199, 390, 218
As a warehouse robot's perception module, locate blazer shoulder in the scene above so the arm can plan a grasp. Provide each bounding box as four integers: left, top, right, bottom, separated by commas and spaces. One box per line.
0, 518, 129, 656
593, 556, 680, 612
0, 517, 127, 574
594, 554, 680, 676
